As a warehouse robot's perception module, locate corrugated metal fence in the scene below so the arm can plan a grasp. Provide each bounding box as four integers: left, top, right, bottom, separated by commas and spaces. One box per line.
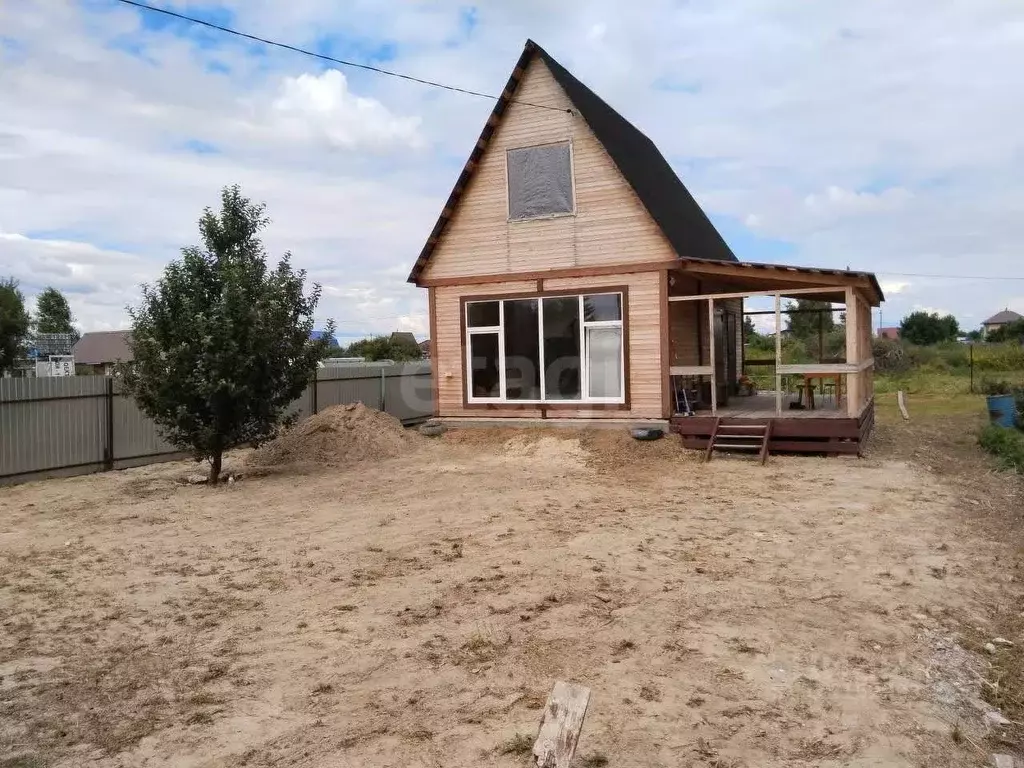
0, 362, 433, 485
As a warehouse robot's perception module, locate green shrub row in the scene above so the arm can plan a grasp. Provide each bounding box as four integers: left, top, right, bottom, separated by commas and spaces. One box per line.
873, 338, 1024, 375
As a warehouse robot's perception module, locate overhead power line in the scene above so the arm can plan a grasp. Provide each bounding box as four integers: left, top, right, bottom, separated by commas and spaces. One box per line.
113, 0, 570, 114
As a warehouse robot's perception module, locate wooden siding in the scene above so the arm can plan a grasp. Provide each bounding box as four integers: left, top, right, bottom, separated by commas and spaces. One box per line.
667, 272, 742, 378
421, 60, 676, 281
433, 272, 663, 419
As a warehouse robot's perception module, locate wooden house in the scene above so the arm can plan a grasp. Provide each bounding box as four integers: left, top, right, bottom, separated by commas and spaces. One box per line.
409, 40, 882, 454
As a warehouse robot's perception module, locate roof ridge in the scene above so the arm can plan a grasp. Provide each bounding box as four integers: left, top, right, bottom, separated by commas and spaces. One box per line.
407, 39, 736, 284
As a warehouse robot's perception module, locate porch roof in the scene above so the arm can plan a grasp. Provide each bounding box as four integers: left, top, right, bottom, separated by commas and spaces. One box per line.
674, 256, 884, 306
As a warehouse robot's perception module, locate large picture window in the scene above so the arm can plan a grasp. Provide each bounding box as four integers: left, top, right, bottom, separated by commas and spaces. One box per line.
465, 292, 625, 404
506, 142, 574, 220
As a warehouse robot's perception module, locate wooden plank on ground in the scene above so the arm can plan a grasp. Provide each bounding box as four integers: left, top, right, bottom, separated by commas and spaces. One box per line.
897, 390, 910, 421
533, 681, 591, 768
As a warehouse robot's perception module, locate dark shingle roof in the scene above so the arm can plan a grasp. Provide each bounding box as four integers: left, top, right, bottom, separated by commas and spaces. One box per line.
408, 39, 735, 284
535, 47, 736, 266
983, 309, 1023, 325
71, 331, 133, 365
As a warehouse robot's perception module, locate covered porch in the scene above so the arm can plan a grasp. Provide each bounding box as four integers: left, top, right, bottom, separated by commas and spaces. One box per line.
664, 257, 882, 454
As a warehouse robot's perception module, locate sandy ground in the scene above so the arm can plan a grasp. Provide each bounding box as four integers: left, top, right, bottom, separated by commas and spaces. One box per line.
1, 420, 1022, 767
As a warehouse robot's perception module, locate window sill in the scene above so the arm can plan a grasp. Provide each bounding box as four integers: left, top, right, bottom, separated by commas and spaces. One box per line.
507, 212, 576, 223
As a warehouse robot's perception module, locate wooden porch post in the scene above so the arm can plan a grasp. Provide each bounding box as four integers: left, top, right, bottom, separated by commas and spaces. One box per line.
845, 287, 861, 417
774, 293, 782, 416
708, 297, 717, 415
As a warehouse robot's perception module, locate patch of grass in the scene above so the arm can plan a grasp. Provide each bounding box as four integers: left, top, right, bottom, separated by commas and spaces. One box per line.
311, 682, 333, 695
184, 710, 214, 726
497, 733, 533, 756
579, 754, 609, 768
729, 637, 763, 655
979, 424, 1024, 473
638, 683, 662, 702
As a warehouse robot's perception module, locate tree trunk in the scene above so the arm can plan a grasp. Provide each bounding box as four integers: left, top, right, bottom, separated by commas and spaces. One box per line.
209, 451, 223, 484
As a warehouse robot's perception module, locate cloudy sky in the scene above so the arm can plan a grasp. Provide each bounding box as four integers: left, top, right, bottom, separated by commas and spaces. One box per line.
2, 1, 1023, 340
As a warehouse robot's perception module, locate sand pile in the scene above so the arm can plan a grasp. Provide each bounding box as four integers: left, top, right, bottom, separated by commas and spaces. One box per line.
248, 403, 415, 469
443, 426, 694, 472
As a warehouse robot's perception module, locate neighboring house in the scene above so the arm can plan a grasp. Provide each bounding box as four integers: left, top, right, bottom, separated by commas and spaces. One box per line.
390, 331, 418, 348
877, 327, 900, 341
408, 40, 883, 454
27, 332, 77, 359
982, 309, 1023, 338
71, 331, 133, 375
419, 339, 432, 359
310, 329, 340, 347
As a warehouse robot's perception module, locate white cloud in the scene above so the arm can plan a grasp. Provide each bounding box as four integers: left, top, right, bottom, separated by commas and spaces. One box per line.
913, 305, 953, 317
2, 0, 1023, 338
803, 186, 912, 215
270, 69, 423, 150
396, 314, 429, 338
880, 281, 910, 295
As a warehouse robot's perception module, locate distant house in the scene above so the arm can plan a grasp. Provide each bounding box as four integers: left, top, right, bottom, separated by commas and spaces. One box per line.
26, 332, 77, 359
877, 327, 900, 341
310, 329, 340, 347
982, 309, 1023, 338
390, 331, 418, 347
71, 331, 133, 375
418, 339, 431, 358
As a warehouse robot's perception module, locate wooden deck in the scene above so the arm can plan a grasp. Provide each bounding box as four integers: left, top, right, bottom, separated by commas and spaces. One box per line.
671, 397, 875, 455
707, 392, 848, 419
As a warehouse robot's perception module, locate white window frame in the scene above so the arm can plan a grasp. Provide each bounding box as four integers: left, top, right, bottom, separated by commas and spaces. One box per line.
465, 292, 625, 405
505, 140, 577, 222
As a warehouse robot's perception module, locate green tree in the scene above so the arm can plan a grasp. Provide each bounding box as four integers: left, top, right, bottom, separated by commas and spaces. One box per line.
965, 329, 984, 342
120, 185, 334, 483
987, 319, 1024, 344
742, 315, 757, 341
784, 299, 836, 340
899, 311, 960, 346
34, 286, 79, 339
345, 334, 422, 362
0, 277, 31, 373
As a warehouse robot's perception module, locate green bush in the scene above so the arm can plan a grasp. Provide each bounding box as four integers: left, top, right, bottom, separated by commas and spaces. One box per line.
979, 424, 1024, 473
872, 337, 910, 374
980, 379, 1014, 396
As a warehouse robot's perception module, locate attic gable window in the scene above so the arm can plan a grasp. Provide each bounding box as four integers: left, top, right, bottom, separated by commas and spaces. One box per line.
506, 142, 574, 220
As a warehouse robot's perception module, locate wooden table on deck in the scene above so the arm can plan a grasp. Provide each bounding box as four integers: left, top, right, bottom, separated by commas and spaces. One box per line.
797, 373, 843, 410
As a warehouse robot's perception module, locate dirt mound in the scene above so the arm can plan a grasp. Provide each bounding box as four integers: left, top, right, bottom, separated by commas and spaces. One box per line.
248, 403, 416, 469
443, 426, 695, 471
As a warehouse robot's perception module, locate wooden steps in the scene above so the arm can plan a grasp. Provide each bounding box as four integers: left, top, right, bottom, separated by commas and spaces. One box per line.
705, 419, 773, 465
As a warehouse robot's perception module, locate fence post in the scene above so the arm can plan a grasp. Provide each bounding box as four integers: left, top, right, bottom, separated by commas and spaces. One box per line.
104, 377, 115, 471
380, 367, 387, 412
969, 344, 974, 394
311, 372, 318, 415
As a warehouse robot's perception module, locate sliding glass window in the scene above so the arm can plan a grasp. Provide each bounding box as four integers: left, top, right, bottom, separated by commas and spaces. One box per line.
465, 292, 624, 404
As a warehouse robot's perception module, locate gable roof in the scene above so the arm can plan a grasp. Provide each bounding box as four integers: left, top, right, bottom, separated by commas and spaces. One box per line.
983, 309, 1023, 325
71, 330, 133, 365
408, 39, 736, 285
390, 331, 418, 346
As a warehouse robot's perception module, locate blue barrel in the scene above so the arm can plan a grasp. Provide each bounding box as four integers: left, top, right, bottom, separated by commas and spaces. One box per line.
988, 395, 1017, 428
